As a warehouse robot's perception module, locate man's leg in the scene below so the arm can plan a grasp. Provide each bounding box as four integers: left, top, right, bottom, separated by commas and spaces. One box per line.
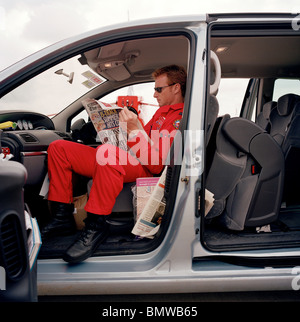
42, 140, 96, 238
47, 140, 96, 203
63, 144, 152, 263
85, 144, 151, 215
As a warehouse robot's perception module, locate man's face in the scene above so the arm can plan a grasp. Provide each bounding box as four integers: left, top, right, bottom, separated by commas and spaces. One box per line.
153, 74, 177, 107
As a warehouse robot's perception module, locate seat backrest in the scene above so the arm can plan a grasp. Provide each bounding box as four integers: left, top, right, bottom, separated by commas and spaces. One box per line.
269, 93, 300, 145
206, 115, 248, 223
87, 179, 134, 213
205, 94, 219, 146
267, 94, 300, 206
280, 101, 300, 206
206, 116, 285, 230
256, 101, 277, 131
205, 51, 221, 146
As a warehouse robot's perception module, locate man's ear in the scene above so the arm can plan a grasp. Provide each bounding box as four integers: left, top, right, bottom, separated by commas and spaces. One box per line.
173, 83, 181, 94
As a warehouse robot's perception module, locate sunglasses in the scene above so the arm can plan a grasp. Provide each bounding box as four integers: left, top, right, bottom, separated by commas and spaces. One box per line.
154, 83, 176, 93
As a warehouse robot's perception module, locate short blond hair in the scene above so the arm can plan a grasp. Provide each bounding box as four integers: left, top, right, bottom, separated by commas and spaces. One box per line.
152, 65, 187, 97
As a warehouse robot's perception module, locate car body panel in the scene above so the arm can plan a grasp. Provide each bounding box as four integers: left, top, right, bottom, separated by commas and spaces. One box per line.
1, 13, 300, 298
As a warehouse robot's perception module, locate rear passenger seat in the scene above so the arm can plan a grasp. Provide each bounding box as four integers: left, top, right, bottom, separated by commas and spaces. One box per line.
205, 93, 300, 231
269, 94, 300, 146
263, 94, 300, 206
256, 101, 277, 131
205, 114, 285, 231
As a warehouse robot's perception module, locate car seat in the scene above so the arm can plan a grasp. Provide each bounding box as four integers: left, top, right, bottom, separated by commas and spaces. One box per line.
86, 51, 221, 225
256, 101, 277, 131
205, 116, 285, 231
0, 129, 36, 300
269, 94, 300, 146
267, 94, 300, 206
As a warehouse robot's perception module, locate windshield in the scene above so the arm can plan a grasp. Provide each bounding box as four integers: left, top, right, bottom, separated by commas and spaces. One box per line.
0, 55, 107, 117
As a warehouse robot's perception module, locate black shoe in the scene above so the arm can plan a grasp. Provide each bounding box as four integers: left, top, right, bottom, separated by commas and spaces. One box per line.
63, 214, 109, 263
41, 202, 76, 239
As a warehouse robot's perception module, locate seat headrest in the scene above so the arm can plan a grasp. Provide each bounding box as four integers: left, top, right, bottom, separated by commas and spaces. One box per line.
263, 101, 277, 119
210, 51, 221, 95
277, 94, 300, 116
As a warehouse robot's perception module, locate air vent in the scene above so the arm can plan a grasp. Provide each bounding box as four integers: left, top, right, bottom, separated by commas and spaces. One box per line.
19, 133, 38, 143
55, 131, 71, 140
0, 214, 27, 280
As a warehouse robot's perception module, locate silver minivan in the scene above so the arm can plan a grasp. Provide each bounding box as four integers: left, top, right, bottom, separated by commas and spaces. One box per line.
1, 13, 300, 301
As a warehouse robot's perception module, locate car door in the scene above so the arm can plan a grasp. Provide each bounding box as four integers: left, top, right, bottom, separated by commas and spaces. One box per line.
201, 13, 300, 264
0, 130, 37, 302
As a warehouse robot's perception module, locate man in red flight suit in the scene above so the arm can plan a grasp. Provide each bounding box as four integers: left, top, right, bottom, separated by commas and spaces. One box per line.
42, 65, 187, 263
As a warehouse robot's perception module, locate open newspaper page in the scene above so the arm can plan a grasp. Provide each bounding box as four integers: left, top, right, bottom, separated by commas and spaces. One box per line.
132, 167, 167, 239
82, 98, 128, 150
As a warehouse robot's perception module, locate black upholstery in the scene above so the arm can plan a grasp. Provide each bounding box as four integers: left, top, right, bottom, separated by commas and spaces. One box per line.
269, 94, 300, 146
87, 180, 134, 213
268, 94, 300, 206
256, 101, 277, 131
206, 94, 219, 145
206, 116, 285, 230
0, 153, 35, 301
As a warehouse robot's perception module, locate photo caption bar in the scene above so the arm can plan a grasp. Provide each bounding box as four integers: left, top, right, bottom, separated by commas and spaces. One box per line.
99, 304, 199, 320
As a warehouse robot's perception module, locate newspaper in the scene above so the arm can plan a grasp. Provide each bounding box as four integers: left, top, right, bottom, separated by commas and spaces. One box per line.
204, 189, 214, 216
131, 167, 167, 238
135, 177, 160, 223
82, 98, 128, 150
132, 167, 215, 239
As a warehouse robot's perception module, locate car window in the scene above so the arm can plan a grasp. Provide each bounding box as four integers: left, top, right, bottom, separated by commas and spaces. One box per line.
273, 78, 300, 101
0, 55, 107, 117
216, 78, 249, 117
102, 83, 158, 124
70, 82, 159, 127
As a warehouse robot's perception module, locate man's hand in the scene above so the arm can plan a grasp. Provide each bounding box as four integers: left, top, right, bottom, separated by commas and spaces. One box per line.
119, 106, 139, 134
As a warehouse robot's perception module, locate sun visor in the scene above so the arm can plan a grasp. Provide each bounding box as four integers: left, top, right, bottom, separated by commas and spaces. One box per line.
98, 64, 131, 81
83, 44, 132, 81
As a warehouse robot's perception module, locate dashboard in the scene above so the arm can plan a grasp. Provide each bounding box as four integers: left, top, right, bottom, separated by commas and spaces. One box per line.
0, 111, 71, 185
0, 110, 55, 131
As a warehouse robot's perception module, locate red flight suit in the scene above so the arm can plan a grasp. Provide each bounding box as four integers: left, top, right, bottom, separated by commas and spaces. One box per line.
47, 103, 184, 215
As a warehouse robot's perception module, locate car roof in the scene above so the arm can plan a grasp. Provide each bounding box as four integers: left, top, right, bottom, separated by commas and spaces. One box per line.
2, 12, 297, 75
1, 13, 299, 92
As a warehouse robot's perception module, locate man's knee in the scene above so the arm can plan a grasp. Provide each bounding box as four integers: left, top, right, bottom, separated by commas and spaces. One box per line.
48, 139, 71, 154
96, 144, 127, 175
96, 144, 119, 166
